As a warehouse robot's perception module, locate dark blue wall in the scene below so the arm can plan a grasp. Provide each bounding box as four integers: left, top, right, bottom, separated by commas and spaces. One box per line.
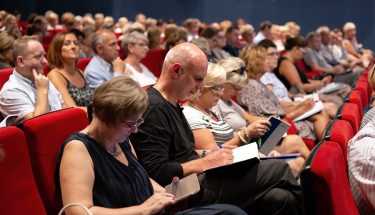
1, 0, 374, 50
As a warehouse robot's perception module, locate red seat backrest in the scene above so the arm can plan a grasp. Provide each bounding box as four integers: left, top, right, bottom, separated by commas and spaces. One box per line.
355, 80, 370, 107
295, 59, 324, 79
338, 103, 361, 133
346, 90, 364, 114
141, 49, 168, 78
0, 126, 46, 215
301, 141, 359, 215
77, 58, 92, 71
22, 108, 89, 214
0, 68, 13, 90
324, 119, 354, 162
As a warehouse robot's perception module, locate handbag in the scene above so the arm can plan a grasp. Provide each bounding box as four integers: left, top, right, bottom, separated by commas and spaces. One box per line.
58, 203, 93, 215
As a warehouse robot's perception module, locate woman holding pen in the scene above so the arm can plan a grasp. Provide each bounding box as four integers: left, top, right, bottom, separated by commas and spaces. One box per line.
183, 62, 309, 173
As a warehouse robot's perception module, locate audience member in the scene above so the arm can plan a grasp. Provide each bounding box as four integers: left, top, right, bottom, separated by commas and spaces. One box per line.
130, 42, 303, 215
147, 26, 163, 50
360, 65, 375, 129
47, 32, 93, 110
122, 31, 157, 87
253, 20, 272, 44
183, 18, 200, 41
211, 30, 231, 61
0, 36, 63, 123
190, 38, 216, 62
0, 32, 15, 69
223, 26, 240, 57
165, 27, 188, 50
56, 76, 245, 215
84, 29, 125, 89
239, 24, 255, 47
239, 45, 329, 140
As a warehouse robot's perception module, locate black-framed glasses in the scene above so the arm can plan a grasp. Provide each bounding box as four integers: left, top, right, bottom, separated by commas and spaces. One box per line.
124, 118, 144, 128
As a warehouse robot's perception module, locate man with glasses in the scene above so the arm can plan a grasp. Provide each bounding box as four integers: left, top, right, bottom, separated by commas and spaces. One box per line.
0, 36, 64, 125
84, 29, 125, 89
130, 42, 303, 215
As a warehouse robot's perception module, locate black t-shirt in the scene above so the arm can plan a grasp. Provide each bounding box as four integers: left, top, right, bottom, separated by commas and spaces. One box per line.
130, 87, 199, 186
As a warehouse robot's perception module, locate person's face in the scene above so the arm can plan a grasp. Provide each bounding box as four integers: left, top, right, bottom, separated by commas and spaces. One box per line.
200, 84, 224, 108
98, 32, 119, 63
310, 36, 322, 50
265, 47, 279, 71
321, 32, 331, 45
177, 60, 207, 100
345, 29, 356, 39
18, 41, 48, 78
243, 31, 255, 44
294, 46, 306, 60
61, 33, 79, 61
221, 83, 242, 101
214, 31, 226, 48
227, 29, 240, 45
128, 39, 149, 59
113, 113, 144, 142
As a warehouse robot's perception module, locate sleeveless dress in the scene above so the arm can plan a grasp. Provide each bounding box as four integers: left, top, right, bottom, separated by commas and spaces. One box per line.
55, 133, 153, 208
59, 72, 93, 107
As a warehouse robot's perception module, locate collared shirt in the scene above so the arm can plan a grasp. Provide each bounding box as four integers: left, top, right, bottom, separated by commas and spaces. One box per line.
304, 47, 332, 69
348, 119, 375, 215
84, 55, 121, 90
0, 69, 63, 123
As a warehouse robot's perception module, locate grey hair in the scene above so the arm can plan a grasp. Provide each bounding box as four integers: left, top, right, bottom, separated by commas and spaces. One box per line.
91, 29, 114, 54
218, 57, 248, 87
121, 31, 148, 53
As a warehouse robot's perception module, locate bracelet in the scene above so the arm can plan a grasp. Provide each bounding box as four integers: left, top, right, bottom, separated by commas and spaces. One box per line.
237, 131, 248, 144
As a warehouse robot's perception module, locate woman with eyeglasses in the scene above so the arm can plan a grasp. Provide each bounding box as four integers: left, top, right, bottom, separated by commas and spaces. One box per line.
56, 76, 246, 215
122, 31, 157, 87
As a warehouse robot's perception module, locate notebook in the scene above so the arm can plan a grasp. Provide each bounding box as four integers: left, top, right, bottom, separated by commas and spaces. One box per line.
293, 101, 324, 122
258, 117, 291, 155
317, 82, 346, 94
165, 173, 200, 202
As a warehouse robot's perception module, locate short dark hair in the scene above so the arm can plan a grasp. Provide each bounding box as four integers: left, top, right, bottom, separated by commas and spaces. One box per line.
285, 36, 306, 51
260, 21, 272, 31
200, 27, 216, 39
257, 39, 277, 49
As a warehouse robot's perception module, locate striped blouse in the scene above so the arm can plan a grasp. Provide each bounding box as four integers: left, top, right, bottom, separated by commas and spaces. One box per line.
348, 119, 375, 214
183, 105, 234, 147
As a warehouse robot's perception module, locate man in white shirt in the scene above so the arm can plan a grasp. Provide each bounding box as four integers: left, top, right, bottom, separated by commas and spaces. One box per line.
84, 29, 125, 89
0, 36, 64, 124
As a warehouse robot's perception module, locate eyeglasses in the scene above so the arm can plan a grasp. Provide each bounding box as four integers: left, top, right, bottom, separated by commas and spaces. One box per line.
266, 51, 279, 57
209, 85, 224, 95
124, 118, 144, 128
133, 42, 148, 47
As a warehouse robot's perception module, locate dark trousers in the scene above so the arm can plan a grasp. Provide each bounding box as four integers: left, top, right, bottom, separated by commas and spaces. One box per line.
191, 159, 303, 215
175, 204, 247, 215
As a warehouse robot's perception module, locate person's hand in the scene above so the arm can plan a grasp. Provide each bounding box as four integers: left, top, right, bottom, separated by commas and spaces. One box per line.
302, 98, 314, 110
32, 68, 49, 93
321, 76, 332, 85
245, 120, 271, 138
203, 148, 234, 169
140, 193, 175, 214
268, 150, 281, 157
221, 144, 237, 150
314, 81, 324, 89
112, 57, 126, 73
333, 65, 345, 74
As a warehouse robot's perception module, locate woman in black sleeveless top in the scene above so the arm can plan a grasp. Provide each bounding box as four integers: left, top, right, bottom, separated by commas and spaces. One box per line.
55, 76, 246, 215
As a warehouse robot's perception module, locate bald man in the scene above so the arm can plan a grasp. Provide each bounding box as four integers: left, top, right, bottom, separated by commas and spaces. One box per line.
130, 43, 303, 215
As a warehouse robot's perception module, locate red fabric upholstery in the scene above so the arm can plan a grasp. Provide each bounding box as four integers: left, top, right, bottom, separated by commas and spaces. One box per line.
22, 108, 89, 214
43, 64, 51, 76
141, 49, 168, 78
357, 75, 372, 99
283, 117, 298, 135
303, 139, 315, 151
347, 90, 364, 113
324, 120, 354, 162
338, 103, 361, 133
294, 59, 324, 79
0, 126, 46, 215
0, 68, 13, 90
301, 141, 359, 215
77, 58, 92, 71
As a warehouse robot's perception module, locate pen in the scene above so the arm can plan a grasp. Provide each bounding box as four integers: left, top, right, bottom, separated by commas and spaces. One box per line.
218, 144, 222, 149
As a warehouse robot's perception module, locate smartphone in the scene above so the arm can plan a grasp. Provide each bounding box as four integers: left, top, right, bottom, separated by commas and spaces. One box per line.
165, 173, 200, 202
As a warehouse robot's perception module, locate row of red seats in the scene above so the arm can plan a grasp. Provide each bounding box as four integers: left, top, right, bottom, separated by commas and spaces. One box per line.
300, 60, 375, 215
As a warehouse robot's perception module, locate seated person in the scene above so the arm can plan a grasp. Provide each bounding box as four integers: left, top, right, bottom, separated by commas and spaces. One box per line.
348, 116, 375, 214
47, 31, 93, 111
0, 31, 15, 69
0, 36, 64, 124
303, 32, 360, 85
56, 76, 246, 215
122, 31, 157, 87
360, 65, 375, 129
239, 45, 330, 140
84, 29, 125, 89
184, 61, 309, 173
130, 42, 303, 215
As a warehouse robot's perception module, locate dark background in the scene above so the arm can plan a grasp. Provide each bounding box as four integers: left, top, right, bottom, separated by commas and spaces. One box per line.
1, 0, 374, 50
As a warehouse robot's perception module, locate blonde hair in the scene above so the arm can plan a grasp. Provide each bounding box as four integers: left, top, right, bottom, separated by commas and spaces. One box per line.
0, 32, 15, 61
240, 45, 267, 80
93, 76, 148, 127
218, 57, 248, 87
368, 64, 375, 90
343, 22, 356, 32
204, 62, 226, 88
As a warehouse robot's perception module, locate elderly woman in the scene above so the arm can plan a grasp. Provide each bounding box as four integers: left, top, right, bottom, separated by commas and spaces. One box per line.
0, 32, 15, 69
47, 32, 93, 110
122, 31, 157, 87
183, 62, 309, 172
56, 76, 246, 215
239, 45, 330, 140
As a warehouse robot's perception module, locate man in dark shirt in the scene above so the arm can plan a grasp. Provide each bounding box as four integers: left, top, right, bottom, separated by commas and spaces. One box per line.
130, 42, 303, 215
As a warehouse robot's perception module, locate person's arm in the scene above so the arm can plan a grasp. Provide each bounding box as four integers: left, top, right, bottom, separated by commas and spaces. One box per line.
60, 140, 175, 215
343, 39, 361, 59
242, 111, 267, 124
47, 70, 77, 108
22, 69, 50, 121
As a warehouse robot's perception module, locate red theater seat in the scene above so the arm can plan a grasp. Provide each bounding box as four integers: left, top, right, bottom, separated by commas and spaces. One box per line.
22, 108, 89, 214
336, 102, 361, 133
77, 58, 92, 71
0, 126, 46, 215
0, 68, 13, 90
346, 90, 364, 114
301, 141, 359, 215
295, 59, 324, 79
141, 49, 168, 78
